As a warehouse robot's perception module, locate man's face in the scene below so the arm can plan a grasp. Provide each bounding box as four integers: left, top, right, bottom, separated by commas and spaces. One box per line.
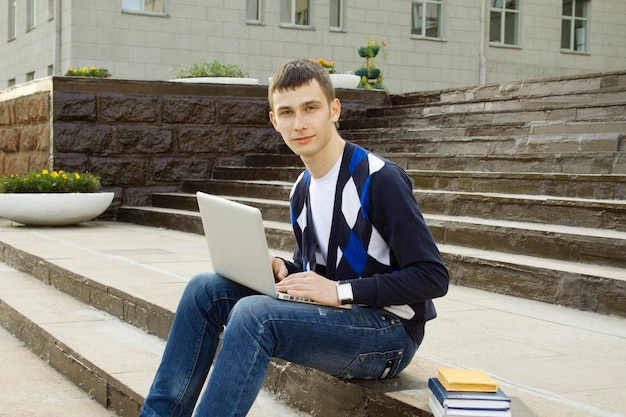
269, 79, 340, 159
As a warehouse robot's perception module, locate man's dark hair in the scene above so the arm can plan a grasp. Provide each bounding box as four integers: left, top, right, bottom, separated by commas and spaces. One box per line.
268, 58, 335, 110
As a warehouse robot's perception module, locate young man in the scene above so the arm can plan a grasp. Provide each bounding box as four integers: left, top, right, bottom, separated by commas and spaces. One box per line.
138, 58, 449, 417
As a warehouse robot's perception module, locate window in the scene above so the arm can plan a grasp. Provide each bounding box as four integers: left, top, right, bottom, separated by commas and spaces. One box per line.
8, 0, 16, 40
280, 0, 310, 26
329, 0, 343, 30
122, 0, 165, 14
561, 0, 588, 52
26, 71, 35, 82
8, 78, 16, 88
489, 0, 520, 46
48, 0, 54, 20
246, 0, 262, 24
47, 65, 53, 76
411, 0, 442, 38
27, 0, 36, 31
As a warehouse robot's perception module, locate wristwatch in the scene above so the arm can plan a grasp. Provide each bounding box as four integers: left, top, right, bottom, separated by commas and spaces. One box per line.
336, 281, 354, 305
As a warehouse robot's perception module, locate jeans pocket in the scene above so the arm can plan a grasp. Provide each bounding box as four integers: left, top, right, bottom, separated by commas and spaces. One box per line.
339, 349, 405, 380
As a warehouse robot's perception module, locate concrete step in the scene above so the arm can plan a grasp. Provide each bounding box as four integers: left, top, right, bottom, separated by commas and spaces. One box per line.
382, 89, 626, 119
241, 151, 626, 174
0, 240, 313, 417
0, 319, 118, 417
0, 221, 624, 417
175, 179, 626, 231
212, 166, 625, 200
389, 70, 626, 106
344, 132, 624, 155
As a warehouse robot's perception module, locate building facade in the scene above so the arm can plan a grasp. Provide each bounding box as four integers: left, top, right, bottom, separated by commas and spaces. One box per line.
2, 0, 626, 94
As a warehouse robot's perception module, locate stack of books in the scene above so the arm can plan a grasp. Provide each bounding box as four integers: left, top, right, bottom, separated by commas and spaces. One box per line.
428, 368, 512, 417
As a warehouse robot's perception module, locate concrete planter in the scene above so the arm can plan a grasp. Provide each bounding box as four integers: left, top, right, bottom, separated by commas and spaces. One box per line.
0, 192, 114, 226
329, 73, 361, 89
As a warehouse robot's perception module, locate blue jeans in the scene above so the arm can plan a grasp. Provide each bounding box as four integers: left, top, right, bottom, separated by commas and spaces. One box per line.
139, 273, 419, 417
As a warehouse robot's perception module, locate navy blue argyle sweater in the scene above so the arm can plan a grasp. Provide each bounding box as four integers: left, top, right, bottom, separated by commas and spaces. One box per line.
285, 141, 449, 342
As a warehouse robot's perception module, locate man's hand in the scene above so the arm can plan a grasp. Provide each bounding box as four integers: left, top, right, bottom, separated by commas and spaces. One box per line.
275, 271, 341, 307
271, 257, 289, 282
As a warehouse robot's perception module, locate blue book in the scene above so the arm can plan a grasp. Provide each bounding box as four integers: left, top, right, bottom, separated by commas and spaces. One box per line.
429, 377, 511, 411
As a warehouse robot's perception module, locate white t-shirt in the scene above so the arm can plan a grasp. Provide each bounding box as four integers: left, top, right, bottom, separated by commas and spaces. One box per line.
309, 155, 343, 266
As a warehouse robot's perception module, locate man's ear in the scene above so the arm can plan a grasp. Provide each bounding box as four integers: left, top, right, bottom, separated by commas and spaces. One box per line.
269, 111, 279, 131
330, 98, 341, 123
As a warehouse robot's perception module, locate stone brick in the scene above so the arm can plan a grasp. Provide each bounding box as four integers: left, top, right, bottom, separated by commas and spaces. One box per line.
162, 96, 216, 124
53, 92, 97, 121
14, 93, 50, 124
0, 127, 19, 152
217, 98, 270, 125
151, 156, 212, 182
177, 126, 231, 153
0, 100, 14, 125
90, 157, 148, 186
54, 123, 113, 154
232, 127, 282, 153
101, 94, 159, 122
116, 126, 173, 153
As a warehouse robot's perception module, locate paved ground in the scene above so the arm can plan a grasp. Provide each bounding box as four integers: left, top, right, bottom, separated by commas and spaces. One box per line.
0, 220, 624, 417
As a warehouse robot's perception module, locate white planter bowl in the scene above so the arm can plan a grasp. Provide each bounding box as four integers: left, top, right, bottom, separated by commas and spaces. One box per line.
329, 73, 361, 89
171, 77, 259, 85
0, 192, 114, 226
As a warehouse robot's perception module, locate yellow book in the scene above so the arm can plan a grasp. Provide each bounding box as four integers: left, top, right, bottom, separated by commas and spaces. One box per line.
436, 368, 498, 392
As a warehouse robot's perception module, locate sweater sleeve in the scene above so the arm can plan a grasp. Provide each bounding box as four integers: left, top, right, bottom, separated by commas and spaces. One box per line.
349, 164, 449, 307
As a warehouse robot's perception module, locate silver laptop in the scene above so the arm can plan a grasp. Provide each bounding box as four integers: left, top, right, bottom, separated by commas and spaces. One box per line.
196, 191, 321, 305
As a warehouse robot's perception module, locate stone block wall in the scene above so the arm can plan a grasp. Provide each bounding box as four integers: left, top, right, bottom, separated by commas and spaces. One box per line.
0, 91, 51, 176
48, 77, 389, 208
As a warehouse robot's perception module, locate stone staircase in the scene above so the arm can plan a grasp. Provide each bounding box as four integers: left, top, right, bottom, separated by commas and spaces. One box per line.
118, 71, 626, 318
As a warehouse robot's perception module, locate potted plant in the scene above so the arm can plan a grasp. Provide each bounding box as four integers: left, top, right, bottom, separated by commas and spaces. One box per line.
308, 57, 361, 89
355, 35, 387, 90
0, 169, 114, 226
172, 60, 259, 85
65, 66, 111, 78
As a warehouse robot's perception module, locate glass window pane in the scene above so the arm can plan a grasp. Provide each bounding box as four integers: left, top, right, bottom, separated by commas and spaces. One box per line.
491, 0, 503, 9
562, 0, 573, 16
561, 18, 571, 48
295, 0, 309, 25
575, 0, 587, 18
330, 0, 340, 27
505, 0, 518, 10
504, 11, 518, 44
489, 11, 502, 42
280, 0, 291, 23
574, 19, 587, 51
412, 2, 424, 35
247, 0, 259, 21
144, 0, 163, 13
425, 2, 441, 38
123, 0, 141, 10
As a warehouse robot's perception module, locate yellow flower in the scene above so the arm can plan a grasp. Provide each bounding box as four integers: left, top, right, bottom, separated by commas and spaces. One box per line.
42, 169, 49, 175
74, 173, 80, 179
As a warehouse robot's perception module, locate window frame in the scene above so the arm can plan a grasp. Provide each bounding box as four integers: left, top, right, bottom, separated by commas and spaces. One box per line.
561, 0, 589, 52
246, 0, 263, 24
489, 0, 521, 47
280, 0, 312, 29
329, 0, 345, 31
411, 0, 444, 39
121, 0, 167, 16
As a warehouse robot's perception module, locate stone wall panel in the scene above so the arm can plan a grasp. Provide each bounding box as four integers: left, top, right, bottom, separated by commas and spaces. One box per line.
217, 98, 270, 125
100, 95, 159, 123
162, 96, 216, 124
116, 126, 173, 154
151, 156, 213, 183
90, 157, 148, 186
53, 92, 97, 121
54, 124, 113, 154
177, 126, 231, 153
